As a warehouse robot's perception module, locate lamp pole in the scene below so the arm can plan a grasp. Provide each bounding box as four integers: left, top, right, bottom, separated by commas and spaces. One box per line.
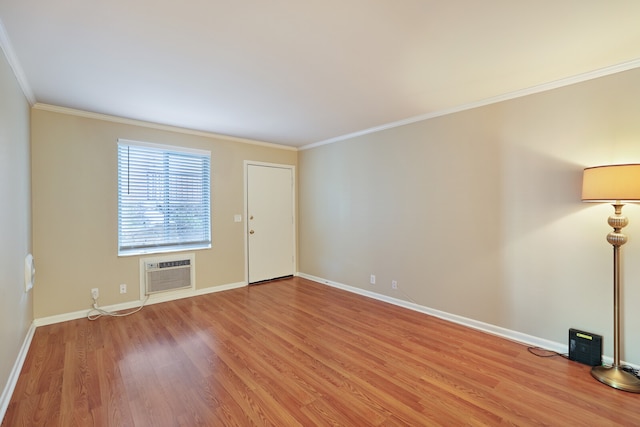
590, 203, 640, 392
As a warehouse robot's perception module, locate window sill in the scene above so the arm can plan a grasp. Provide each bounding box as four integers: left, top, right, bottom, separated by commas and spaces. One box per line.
118, 243, 211, 257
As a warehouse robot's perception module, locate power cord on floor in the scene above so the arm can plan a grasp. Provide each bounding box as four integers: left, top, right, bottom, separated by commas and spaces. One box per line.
527, 346, 569, 360
528, 346, 640, 379
88, 296, 150, 321
620, 364, 640, 378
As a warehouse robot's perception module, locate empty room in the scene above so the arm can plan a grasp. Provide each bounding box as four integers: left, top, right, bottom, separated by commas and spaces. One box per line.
2, 1, 640, 425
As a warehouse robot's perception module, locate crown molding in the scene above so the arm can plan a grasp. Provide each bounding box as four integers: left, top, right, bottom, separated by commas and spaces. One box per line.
32, 103, 298, 151
301, 58, 640, 151
0, 17, 35, 105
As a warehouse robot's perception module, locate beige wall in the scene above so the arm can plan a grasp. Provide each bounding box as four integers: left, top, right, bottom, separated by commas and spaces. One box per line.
299, 67, 640, 365
31, 108, 296, 318
0, 49, 32, 405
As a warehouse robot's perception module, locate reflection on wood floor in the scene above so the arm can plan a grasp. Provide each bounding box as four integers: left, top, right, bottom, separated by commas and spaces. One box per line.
3, 276, 639, 426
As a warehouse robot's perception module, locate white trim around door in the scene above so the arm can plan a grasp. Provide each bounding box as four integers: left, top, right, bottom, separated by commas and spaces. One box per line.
244, 161, 296, 284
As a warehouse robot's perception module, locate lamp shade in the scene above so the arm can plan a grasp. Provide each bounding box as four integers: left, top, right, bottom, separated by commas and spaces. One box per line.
582, 164, 640, 202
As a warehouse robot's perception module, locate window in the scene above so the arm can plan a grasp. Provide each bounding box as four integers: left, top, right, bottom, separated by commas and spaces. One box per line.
117, 139, 211, 256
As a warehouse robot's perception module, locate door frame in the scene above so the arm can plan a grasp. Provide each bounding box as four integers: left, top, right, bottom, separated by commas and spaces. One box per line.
243, 160, 297, 284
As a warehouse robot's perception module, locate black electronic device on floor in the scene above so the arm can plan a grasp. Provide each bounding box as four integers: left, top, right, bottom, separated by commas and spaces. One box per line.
568, 328, 602, 367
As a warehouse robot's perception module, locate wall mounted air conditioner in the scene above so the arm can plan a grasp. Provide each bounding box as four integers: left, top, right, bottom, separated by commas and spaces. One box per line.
140, 253, 195, 296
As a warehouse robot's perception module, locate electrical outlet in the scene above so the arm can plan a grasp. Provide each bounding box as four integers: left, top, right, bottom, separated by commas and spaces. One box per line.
370, 274, 376, 284
392, 280, 398, 289
120, 283, 127, 294
91, 288, 99, 299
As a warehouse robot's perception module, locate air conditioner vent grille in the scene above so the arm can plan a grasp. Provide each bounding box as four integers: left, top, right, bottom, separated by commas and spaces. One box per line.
159, 259, 190, 269
141, 254, 195, 296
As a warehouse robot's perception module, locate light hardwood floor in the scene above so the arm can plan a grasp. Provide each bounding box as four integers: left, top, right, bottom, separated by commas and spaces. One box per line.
3, 277, 640, 426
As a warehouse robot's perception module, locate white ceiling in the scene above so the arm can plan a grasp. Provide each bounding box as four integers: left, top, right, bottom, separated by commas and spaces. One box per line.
1, 1, 640, 148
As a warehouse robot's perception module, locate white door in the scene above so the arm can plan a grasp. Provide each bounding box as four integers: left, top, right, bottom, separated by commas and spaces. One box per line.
246, 163, 295, 283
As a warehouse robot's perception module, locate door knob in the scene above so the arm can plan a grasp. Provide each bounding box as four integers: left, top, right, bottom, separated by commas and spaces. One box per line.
249, 230, 255, 234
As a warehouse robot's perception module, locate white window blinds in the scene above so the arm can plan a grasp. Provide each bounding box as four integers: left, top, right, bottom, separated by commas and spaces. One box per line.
117, 140, 211, 255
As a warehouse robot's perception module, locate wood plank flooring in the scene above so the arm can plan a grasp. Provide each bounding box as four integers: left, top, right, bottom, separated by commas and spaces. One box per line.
3, 277, 640, 426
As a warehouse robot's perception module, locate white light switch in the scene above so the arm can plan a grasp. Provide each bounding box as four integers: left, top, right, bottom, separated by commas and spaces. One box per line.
234, 214, 242, 222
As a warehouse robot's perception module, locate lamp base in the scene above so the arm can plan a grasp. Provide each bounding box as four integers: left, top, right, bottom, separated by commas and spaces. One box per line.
591, 365, 640, 393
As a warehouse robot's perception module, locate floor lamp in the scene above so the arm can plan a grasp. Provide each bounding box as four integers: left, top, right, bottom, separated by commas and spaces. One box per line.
582, 164, 640, 393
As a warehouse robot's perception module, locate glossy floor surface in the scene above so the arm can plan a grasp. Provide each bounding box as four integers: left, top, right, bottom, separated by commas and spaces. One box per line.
3, 277, 639, 426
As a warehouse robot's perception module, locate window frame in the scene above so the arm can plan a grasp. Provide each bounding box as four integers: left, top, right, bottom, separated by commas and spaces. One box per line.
117, 139, 212, 256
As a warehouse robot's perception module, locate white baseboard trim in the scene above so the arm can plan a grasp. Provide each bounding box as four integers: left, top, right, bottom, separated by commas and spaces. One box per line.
0, 321, 36, 423
298, 273, 568, 354
299, 273, 640, 370
33, 281, 247, 327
